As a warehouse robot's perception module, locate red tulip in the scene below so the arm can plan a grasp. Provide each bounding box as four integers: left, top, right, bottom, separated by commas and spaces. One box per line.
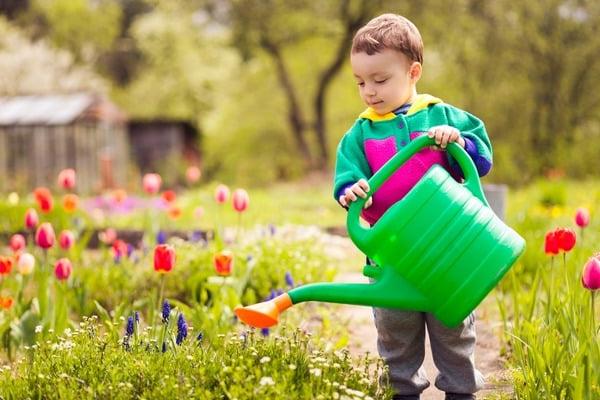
162, 190, 176, 203
25, 208, 39, 230
112, 239, 128, 258
59, 230, 75, 250
35, 222, 55, 249
54, 258, 72, 281
33, 187, 53, 213
582, 256, 600, 290
213, 250, 233, 276
57, 168, 76, 190
232, 189, 249, 213
544, 230, 559, 256
154, 244, 175, 273
143, 173, 162, 195
186, 166, 201, 183
0, 256, 13, 275
214, 184, 230, 204
555, 228, 576, 252
9, 234, 26, 252
62, 194, 79, 213
575, 208, 590, 228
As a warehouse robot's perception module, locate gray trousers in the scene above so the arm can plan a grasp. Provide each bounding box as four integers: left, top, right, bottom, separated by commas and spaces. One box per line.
373, 307, 485, 395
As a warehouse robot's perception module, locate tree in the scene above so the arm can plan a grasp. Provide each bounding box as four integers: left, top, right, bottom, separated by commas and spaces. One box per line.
222, 0, 377, 170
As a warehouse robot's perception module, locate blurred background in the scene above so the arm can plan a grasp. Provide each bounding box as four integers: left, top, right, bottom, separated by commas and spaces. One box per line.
0, 0, 599, 192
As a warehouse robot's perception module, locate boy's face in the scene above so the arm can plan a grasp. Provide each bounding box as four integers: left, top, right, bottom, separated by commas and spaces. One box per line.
351, 49, 421, 115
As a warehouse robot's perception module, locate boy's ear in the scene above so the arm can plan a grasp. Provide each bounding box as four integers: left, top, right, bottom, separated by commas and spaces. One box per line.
409, 62, 422, 82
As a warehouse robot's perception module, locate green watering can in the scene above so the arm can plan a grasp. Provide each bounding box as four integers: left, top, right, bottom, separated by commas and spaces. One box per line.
235, 135, 525, 328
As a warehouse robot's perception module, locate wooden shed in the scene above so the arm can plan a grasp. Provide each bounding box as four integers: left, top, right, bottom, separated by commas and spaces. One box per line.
127, 119, 201, 173
0, 93, 129, 193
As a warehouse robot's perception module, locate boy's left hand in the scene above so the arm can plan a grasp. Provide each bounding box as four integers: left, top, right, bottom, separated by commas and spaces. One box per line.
428, 125, 465, 149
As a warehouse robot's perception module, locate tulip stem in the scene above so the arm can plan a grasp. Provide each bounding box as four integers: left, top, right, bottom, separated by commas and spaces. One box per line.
157, 274, 166, 326
592, 291, 596, 335
563, 252, 570, 294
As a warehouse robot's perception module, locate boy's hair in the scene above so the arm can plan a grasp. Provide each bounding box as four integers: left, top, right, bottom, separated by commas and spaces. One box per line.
351, 13, 423, 64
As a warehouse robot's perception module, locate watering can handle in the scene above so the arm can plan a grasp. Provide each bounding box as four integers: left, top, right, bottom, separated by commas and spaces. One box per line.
347, 134, 489, 232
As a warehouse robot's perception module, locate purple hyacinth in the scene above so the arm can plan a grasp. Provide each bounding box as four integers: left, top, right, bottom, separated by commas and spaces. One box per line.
125, 316, 134, 337
196, 332, 203, 342
261, 327, 270, 337
134, 311, 140, 323
268, 224, 276, 236
285, 271, 294, 288
176, 313, 188, 345
162, 300, 171, 324
157, 231, 167, 245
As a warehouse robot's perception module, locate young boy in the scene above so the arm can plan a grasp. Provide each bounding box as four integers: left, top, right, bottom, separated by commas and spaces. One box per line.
333, 14, 492, 400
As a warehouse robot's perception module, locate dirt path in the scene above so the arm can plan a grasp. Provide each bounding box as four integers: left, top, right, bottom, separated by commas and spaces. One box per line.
320, 233, 512, 399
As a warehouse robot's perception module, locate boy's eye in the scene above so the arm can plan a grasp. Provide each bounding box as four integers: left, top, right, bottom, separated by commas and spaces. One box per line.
375, 79, 388, 84
357, 82, 365, 86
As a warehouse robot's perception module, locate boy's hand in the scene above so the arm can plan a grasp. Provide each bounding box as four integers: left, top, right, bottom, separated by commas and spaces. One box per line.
339, 178, 373, 209
428, 125, 465, 149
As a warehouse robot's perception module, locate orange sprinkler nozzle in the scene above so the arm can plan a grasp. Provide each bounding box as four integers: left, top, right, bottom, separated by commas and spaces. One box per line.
234, 293, 293, 328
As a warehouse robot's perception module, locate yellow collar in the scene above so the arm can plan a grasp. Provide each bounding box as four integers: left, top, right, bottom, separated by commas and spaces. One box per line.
358, 94, 443, 121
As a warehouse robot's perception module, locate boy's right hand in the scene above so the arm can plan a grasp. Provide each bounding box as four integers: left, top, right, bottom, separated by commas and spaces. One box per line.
339, 179, 373, 209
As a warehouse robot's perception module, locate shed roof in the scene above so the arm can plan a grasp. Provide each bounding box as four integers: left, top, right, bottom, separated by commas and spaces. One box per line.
0, 93, 124, 126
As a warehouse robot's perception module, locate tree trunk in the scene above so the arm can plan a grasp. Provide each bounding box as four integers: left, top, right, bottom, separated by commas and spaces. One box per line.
260, 37, 313, 167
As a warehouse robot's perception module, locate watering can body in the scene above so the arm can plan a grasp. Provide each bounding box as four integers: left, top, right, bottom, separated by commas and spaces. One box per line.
235, 135, 525, 328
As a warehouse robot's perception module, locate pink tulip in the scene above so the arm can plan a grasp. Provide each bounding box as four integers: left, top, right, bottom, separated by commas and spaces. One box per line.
186, 166, 201, 183
35, 223, 55, 249
194, 206, 205, 218
16, 252, 35, 275
54, 258, 72, 281
9, 234, 26, 252
142, 173, 162, 195
24, 208, 39, 230
575, 208, 590, 228
59, 230, 75, 250
214, 184, 230, 204
232, 189, 249, 212
57, 168, 76, 190
582, 256, 600, 291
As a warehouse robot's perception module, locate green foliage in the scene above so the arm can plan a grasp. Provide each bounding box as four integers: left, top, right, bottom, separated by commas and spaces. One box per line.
0, 317, 391, 399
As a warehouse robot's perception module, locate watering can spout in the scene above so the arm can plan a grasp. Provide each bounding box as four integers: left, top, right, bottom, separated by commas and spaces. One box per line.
235, 269, 429, 329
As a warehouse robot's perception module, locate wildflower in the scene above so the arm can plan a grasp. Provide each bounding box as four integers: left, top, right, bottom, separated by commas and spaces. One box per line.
33, 187, 53, 213
57, 168, 76, 190
214, 184, 230, 204
35, 223, 55, 249
260, 356, 271, 363
135, 311, 140, 323
555, 228, 576, 252
125, 316, 134, 337
213, 250, 233, 276
190, 230, 204, 243
98, 228, 116, 245
142, 173, 162, 195
17, 253, 35, 275
269, 224, 276, 235
24, 208, 39, 230
196, 332, 204, 342
154, 244, 175, 273
167, 206, 182, 220
285, 271, 295, 287
261, 328, 270, 337
259, 376, 275, 386
176, 313, 188, 345
9, 234, 26, 252
161, 300, 171, 323
232, 189, 249, 212
54, 258, 72, 281
161, 190, 176, 204
62, 194, 79, 213
582, 256, 600, 291
186, 166, 201, 184
58, 230, 75, 250
35, 325, 43, 333
0, 256, 13, 275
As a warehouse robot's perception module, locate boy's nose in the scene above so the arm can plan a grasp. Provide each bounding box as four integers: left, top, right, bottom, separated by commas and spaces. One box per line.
364, 85, 376, 96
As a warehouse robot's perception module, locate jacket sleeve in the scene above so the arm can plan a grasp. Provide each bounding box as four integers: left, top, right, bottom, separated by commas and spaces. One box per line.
443, 105, 493, 177
333, 120, 372, 201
